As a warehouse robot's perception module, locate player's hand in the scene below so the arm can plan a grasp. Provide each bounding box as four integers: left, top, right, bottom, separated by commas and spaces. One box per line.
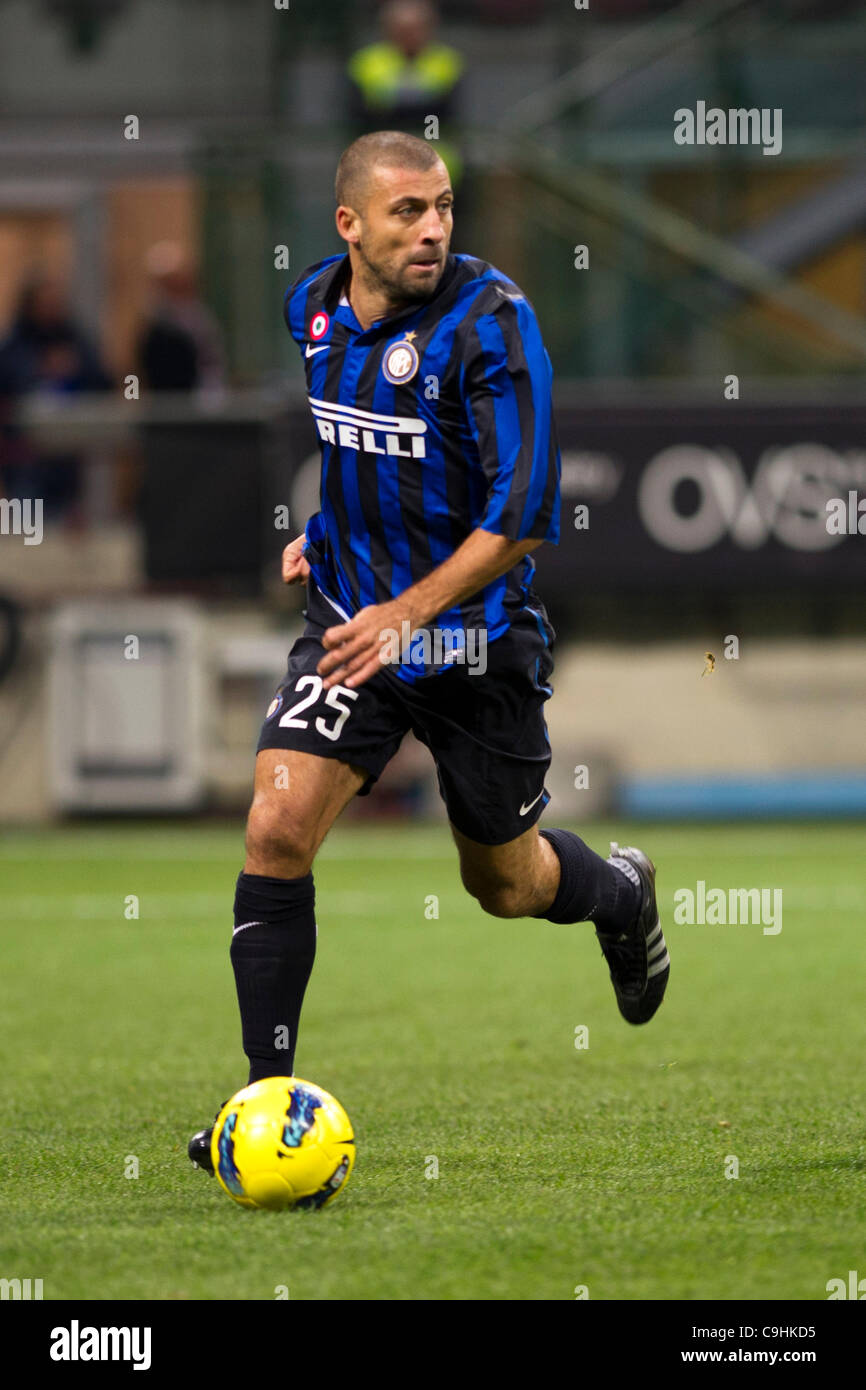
281, 533, 310, 585
318, 600, 410, 691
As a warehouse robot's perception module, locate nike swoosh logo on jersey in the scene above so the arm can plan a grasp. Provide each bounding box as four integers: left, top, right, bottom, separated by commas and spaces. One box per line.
519, 789, 545, 816
305, 343, 329, 357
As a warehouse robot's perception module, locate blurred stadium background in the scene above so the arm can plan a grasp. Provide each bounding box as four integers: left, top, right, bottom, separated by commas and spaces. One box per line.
1, 0, 865, 829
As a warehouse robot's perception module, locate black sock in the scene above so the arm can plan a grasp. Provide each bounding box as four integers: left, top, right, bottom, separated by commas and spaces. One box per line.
536, 828, 639, 932
230, 871, 317, 1084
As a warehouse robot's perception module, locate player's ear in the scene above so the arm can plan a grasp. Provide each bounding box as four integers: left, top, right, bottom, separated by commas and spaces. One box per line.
335, 205, 360, 245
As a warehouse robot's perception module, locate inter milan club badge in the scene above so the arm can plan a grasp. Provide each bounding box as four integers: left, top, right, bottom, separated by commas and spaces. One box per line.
382, 330, 420, 385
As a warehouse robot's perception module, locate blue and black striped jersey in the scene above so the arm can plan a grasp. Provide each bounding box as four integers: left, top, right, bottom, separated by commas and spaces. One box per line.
286, 250, 560, 682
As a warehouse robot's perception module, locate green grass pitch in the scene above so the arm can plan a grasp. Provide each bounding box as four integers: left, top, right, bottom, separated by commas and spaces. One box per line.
1, 820, 863, 1301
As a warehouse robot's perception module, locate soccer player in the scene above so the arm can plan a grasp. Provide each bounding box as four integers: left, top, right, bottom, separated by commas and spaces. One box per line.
189, 131, 669, 1173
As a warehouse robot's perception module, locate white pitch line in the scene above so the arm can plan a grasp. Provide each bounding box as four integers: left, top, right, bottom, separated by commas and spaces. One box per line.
2, 886, 862, 921
0, 837, 456, 862
0, 890, 409, 919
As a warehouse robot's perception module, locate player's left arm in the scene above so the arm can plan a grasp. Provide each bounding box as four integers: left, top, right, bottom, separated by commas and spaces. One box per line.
318, 291, 560, 691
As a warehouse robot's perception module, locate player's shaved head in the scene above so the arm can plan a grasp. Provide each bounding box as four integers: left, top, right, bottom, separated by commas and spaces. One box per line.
335, 131, 445, 213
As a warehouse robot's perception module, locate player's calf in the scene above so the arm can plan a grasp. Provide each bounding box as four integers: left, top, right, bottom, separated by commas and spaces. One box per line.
466, 877, 539, 919
454, 822, 560, 919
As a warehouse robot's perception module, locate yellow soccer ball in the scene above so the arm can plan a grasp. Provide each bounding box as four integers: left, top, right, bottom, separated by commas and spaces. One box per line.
211, 1077, 355, 1211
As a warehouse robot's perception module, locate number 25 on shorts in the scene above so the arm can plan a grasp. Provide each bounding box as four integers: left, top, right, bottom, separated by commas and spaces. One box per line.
278, 674, 358, 743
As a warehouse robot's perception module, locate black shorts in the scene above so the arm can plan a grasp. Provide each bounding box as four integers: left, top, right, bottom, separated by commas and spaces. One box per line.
256, 585, 556, 846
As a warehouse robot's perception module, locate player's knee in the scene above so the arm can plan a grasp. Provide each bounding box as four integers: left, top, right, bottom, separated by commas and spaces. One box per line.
245, 798, 317, 877
464, 873, 529, 920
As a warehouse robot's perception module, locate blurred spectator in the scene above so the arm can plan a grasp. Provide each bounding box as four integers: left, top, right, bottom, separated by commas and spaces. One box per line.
347, 1, 464, 184
137, 241, 226, 394
0, 275, 112, 523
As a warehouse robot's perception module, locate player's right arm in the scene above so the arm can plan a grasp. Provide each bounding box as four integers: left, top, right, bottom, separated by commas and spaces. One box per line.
281, 533, 310, 585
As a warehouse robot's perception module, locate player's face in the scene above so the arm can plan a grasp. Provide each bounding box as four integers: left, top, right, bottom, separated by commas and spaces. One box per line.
350, 163, 453, 304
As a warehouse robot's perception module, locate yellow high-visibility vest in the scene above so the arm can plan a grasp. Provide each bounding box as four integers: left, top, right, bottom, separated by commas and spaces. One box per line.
347, 42, 463, 108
